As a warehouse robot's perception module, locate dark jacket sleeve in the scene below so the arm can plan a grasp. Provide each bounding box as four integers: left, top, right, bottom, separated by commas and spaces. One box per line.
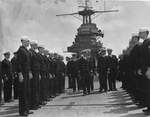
17, 48, 23, 73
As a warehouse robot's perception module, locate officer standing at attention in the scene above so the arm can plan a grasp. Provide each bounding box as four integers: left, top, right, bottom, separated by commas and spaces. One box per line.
138, 27, 150, 115
78, 49, 91, 96
107, 48, 118, 91
17, 36, 33, 116
11, 51, 19, 99
97, 48, 108, 93
2, 51, 13, 102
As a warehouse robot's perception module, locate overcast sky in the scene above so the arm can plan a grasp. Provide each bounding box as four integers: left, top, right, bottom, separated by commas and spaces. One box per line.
0, 0, 150, 59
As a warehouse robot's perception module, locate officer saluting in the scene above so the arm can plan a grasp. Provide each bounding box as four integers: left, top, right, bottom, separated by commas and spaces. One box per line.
78, 49, 91, 96
17, 36, 33, 116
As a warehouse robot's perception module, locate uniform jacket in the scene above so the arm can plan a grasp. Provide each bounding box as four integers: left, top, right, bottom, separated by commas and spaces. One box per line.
66, 60, 72, 76
2, 58, 13, 78
107, 55, 118, 70
129, 44, 141, 71
97, 56, 109, 72
69, 60, 78, 76
88, 57, 95, 74
11, 57, 19, 75
29, 49, 40, 71
17, 46, 31, 73
139, 38, 150, 73
78, 57, 90, 75
37, 53, 46, 72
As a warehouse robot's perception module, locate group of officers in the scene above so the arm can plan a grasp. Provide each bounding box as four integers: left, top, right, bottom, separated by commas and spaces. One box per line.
0, 36, 66, 116
117, 27, 150, 115
66, 47, 118, 95
0, 26, 150, 116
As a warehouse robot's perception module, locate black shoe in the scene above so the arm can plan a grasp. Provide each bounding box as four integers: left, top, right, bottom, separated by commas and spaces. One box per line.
45, 98, 51, 101
20, 112, 28, 116
39, 102, 46, 105
27, 111, 34, 114
108, 89, 112, 91
30, 107, 38, 110
142, 109, 149, 113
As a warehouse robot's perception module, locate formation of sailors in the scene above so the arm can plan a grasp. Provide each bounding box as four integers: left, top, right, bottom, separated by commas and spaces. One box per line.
0, 36, 66, 116
118, 27, 150, 115
1, 27, 150, 116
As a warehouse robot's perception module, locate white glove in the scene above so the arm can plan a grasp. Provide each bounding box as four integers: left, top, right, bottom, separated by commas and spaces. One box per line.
146, 69, 150, 79
49, 73, 52, 79
137, 69, 142, 75
19, 73, 24, 82
39, 74, 41, 80
29, 71, 33, 79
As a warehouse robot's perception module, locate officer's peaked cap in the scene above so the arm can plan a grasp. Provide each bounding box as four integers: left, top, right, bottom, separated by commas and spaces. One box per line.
81, 49, 91, 54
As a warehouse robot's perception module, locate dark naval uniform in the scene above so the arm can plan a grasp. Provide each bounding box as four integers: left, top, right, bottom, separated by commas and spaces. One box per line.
139, 38, 150, 111
17, 46, 31, 115
122, 54, 130, 90
107, 55, 118, 91
11, 56, 19, 99
43, 55, 50, 100
29, 49, 40, 109
118, 57, 124, 85
88, 57, 95, 91
2, 58, 13, 102
97, 55, 108, 92
129, 44, 141, 103
37, 53, 46, 104
48, 58, 54, 98
66, 60, 72, 88
78, 57, 90, 95
60, 60, 66, 93
70, 59, 79, 92
0, 61, 2, 104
